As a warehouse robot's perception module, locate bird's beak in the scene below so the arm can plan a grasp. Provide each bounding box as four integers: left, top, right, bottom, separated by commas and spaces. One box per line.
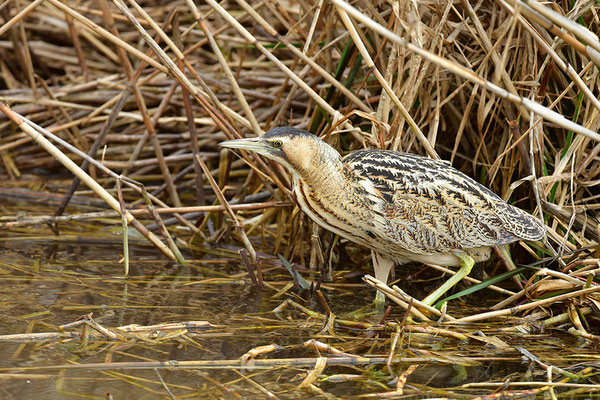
219, 137, 268, 154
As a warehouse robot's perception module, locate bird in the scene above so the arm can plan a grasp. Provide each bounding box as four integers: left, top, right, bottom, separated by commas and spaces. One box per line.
220, 127, 546, 306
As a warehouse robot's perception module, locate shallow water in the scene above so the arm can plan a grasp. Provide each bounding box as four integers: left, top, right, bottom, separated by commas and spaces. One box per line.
1, 201, 599, 399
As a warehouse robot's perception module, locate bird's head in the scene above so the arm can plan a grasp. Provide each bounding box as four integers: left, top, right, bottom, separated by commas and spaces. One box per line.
220, 127, 339, 176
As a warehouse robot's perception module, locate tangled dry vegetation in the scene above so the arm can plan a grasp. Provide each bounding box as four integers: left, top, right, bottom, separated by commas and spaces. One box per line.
1, 0, 600, 397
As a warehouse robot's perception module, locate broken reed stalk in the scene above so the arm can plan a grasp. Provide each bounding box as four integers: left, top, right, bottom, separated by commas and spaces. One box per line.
1, 0, 600, 323
0, 202, 290, 229
453, 285, 600, 323
0, 102, 178, 263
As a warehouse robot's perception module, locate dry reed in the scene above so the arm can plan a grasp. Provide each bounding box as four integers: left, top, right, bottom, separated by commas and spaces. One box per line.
1, 0, 600, 397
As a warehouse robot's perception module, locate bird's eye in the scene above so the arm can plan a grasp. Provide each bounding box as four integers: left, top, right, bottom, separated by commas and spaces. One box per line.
272, 140, 283, 148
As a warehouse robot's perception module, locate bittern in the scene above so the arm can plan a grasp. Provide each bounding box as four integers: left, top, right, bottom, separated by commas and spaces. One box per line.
220, 127, 545, 306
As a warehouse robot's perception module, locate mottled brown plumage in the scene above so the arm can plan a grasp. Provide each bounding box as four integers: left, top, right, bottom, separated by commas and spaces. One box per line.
221, 127, 545, 305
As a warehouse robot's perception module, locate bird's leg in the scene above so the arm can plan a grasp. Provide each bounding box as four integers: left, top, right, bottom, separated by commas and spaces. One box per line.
421, 252, 475, 307
495, 244, 523, 290
372, 251, 394, 306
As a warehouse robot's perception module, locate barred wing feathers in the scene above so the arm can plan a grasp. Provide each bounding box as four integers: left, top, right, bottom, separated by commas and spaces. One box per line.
343, 150, 545, 255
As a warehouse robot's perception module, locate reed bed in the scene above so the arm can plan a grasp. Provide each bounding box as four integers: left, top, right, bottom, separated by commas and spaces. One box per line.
1, 0, 600, 397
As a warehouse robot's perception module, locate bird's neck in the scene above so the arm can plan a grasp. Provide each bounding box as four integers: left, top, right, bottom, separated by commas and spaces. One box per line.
294, 146, 344, 186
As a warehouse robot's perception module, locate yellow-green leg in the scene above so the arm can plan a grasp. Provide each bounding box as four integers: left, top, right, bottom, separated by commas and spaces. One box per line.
421, 252, 474, 306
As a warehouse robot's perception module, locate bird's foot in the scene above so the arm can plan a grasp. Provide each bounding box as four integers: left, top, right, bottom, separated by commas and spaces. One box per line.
374, 290, 385, 305
373, 290, 387, 314
344, 291, 387, 319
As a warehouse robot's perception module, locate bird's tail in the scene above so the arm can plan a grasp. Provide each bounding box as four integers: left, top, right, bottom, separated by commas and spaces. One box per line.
497, 203, 546, 241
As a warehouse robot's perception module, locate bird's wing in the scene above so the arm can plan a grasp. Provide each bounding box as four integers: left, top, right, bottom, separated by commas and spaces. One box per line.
343, 150, 543, 255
